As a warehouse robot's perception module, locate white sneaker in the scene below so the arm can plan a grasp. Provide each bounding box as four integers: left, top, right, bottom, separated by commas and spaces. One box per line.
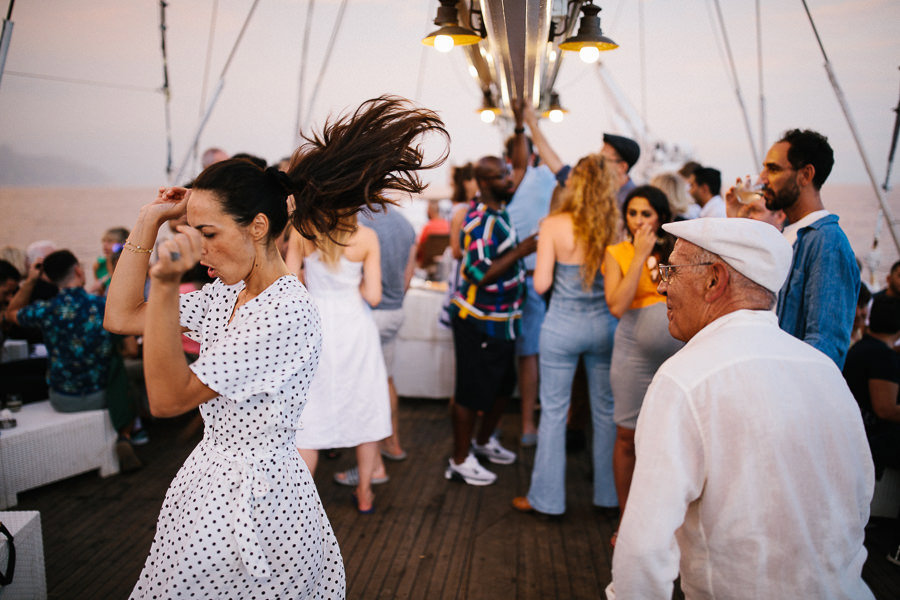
472, 437, 517, 465
445, 454, 497, 486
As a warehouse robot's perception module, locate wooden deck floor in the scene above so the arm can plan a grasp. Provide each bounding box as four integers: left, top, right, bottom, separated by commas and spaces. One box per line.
8, 398, 900, 599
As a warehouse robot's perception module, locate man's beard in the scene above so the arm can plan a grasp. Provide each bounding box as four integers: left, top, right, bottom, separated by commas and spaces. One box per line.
493, 187, 514, 203
764, 175, 800, 211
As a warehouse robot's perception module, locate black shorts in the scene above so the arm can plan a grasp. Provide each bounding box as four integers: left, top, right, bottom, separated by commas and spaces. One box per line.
451, 314, 516, 411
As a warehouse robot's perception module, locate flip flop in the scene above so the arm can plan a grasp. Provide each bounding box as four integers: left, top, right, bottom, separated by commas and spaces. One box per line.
333, 466, 389, 487
380, 448, 408, 461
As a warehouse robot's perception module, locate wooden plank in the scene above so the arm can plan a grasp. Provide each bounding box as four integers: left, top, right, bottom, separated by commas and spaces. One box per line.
7, 400, 898, 600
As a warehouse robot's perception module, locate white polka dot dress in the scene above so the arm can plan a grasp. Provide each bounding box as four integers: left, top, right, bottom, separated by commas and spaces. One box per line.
130, 276, 345, 599
294, 253, 391, 449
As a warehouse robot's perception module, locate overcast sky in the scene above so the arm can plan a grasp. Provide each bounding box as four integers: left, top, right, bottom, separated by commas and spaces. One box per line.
1, 0, 898, 193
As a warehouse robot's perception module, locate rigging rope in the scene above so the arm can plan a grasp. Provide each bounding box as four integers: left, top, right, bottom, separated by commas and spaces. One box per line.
294, 0, 315, 143
194, 0, 219, 170
4, 71, 159, 92
171, 0, 261, 184
159, 0, 173, 177
755, 0, 766, 156
710, 0, 759, 167
799, 0, 900, 259
303, 0, 349, 131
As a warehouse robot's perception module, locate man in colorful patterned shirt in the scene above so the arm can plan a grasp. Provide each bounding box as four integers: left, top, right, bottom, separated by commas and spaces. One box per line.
445, 156, 537, 486
4, 250, 140, 468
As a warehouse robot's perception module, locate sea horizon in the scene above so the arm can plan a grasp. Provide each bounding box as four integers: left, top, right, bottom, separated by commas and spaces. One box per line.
2, 182, 899, 290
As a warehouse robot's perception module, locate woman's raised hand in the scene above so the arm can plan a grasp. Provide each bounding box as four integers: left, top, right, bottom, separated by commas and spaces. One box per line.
632, 222, 657, 260
149, 225, 202, 284
144, 186, 191, 226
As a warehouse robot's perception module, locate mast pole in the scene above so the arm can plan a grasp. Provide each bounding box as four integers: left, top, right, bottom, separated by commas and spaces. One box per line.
0, 0, 17, 91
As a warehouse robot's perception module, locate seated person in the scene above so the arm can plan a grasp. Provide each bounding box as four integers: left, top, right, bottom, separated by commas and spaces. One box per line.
3, 250, 141, 469
843, 294, 900, 479
416, 198, 450, 268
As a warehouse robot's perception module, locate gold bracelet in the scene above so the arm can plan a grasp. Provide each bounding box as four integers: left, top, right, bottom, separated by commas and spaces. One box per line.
123, 241, 153, 254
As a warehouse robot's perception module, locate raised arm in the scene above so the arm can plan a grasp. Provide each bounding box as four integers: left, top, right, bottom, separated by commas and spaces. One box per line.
603, 224, 656, 319
104, 187, 189, 335
524, 108, 564, 175
143, 226, 218, 417
509, 100, 529, 191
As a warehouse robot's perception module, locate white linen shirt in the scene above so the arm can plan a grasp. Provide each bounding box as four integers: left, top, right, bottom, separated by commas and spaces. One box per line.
608, 309, 874, 600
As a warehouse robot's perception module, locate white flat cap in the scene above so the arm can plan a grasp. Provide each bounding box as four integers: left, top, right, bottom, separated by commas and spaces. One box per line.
662, 218, 793, 293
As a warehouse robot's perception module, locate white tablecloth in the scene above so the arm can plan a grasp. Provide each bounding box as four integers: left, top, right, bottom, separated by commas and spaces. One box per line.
393, 287, 455, 399
0, 511, 46, 599
0, 401, 118, 509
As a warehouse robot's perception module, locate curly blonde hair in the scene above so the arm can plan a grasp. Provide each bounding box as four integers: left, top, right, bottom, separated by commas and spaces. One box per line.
555, 154, 620, 288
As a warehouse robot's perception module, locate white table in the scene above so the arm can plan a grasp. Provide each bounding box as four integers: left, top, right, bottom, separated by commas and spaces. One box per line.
0, 401, 118, 509
393, 286, 455, 399
0, 511, 46, 599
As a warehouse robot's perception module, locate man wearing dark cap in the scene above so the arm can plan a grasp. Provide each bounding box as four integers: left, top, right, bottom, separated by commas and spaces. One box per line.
608, 218, 874, 599
600, 133, 640, 206
523, 109, 640, 208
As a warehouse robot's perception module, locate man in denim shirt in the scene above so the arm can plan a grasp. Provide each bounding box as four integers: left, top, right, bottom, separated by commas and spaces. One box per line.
761, 129, 859, 368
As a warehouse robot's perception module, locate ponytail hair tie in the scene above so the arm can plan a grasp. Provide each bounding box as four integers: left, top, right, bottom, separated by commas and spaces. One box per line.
265, 166, 296, 196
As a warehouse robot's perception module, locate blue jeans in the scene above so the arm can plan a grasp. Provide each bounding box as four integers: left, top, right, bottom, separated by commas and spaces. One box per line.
527, 300, 618, 514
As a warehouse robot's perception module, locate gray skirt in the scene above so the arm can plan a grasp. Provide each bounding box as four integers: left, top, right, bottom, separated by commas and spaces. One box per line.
610, 302, 683, 428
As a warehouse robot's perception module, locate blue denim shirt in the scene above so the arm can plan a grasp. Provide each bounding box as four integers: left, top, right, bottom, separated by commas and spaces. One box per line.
776, 213, 859, 369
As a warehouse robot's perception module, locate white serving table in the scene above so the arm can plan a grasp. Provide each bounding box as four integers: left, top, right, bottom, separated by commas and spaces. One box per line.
0, 511, 47, 599
0, 401, 118, 509
393, 285, 455, 399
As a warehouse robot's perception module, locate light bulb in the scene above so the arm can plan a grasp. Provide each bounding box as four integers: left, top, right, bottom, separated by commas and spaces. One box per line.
480, 109, 496, 124
468, 65, 478, 78
548, 109, 564, 123
579, 46, 600, 63
434, 34, 454, 53
549, 50, 557, 62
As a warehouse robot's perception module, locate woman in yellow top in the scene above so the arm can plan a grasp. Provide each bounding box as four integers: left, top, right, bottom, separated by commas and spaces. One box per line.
603, 185, 683, 534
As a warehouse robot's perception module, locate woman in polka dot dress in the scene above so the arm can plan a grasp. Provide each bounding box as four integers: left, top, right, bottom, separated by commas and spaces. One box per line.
105, 96, 448, 599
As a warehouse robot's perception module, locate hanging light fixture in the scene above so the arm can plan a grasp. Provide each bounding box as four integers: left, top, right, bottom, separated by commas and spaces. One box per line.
478, 89, 501, 123
422, 0, 482, 53
559, 1, 618, 63
541, 92, 568, 123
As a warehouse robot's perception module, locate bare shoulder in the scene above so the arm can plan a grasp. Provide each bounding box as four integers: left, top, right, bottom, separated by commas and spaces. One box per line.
539, 212, 572, 235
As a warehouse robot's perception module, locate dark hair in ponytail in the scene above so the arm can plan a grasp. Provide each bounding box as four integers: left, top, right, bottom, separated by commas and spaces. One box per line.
287, 95, 449, 242
192, 160, 291, 241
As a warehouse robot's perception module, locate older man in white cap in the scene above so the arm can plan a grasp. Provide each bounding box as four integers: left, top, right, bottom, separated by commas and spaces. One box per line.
607, 218, 874, 599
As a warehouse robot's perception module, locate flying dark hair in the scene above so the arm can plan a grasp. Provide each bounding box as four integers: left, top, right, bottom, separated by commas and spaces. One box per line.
191, 96, 448, 245
42, 250, 79, 285
778, 129, 834, 190
624, 185, 676, 262
287, 95, 449, 242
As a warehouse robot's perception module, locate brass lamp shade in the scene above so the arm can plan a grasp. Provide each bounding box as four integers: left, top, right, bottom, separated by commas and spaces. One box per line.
559, 3, 618, 52
541, 92, 568, 122
422, 1, 481, 48
422, 24, 482, 48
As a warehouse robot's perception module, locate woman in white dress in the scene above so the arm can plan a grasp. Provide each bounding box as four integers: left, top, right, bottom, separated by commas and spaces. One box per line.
292, 220, 392, 514
104, 96, 448, 599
